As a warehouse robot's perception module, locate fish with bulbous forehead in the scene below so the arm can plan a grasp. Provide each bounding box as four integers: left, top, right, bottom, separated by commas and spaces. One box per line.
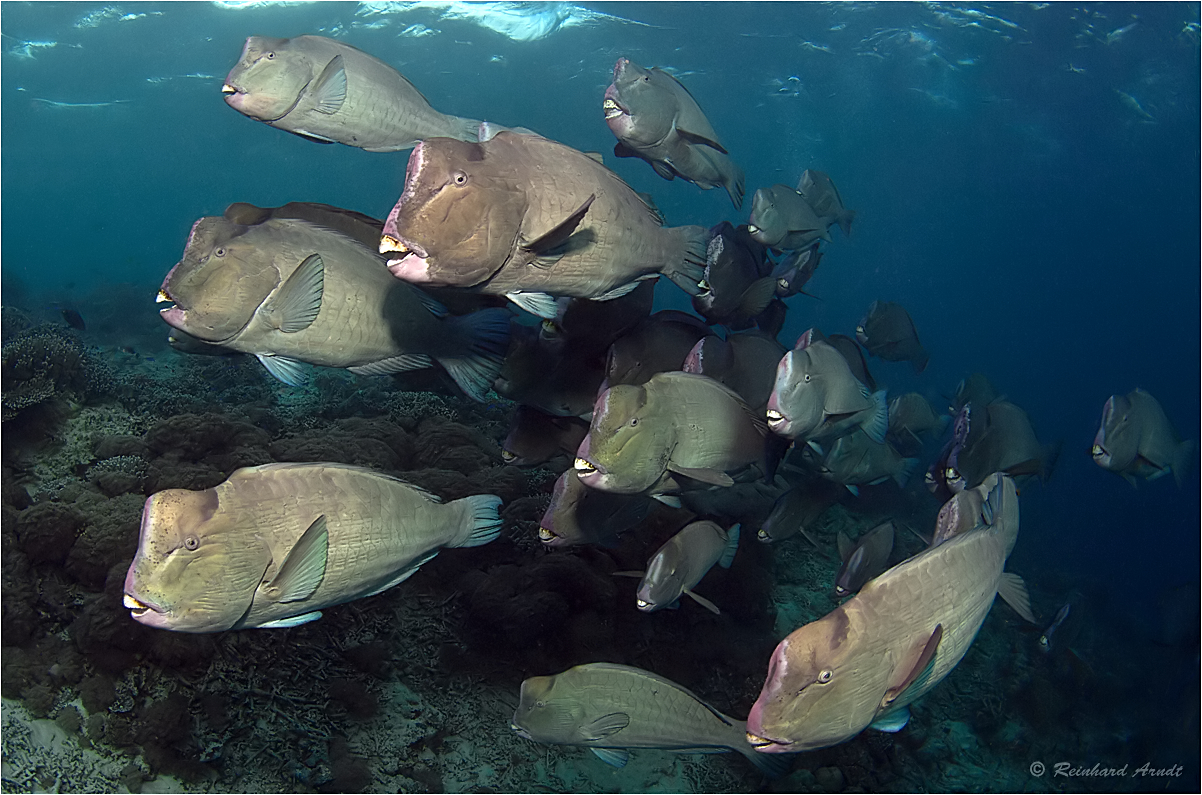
766, 338, 888, 446
604, 58, 745, 209
748, 184, 831, 252
123, 463, 501, 633
511, 662, 788, 777
156, 205, 509, 401
537, 469, 654, 548
574, 371, 767, 499
747, 474, 1035, 753
379, 131, 708, 316
222, 35, 480, 151
1092, 388, 1195, 488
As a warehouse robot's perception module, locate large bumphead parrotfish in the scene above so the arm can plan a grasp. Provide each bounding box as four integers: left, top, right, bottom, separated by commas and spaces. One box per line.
796, 170, 855, 238
379, 131, 708, 318
766, 336, 888, 446
574, 371, 767, 498
1092, 388, 1195, 488
222, 35, 481, 151
511, 663, 788, 776
123, 463, 502, 633
157, 204, 509, 401
537, 470, 656, 548
747, 184, 831, 252
604, 58, 745, 208
855, 300, 929, 373
746, 473, 1035, 753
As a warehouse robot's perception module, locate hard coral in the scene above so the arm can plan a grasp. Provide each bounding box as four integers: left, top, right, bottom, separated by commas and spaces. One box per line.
1, 324, 110, 422
15, 502, 86, 564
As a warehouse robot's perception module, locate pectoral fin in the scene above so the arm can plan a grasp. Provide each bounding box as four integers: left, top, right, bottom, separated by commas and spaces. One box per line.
263, 516, 328, 603
265, 253, 324, 332
683, 588, 721, 615
998, 571, 1036, 623
581, 712, 630, 741
591, 748, 629, 767
650, 160, 677, 181
881, 624, 942, 709
257, 611, 323, 628
666, 463, 734, 487
256, 353, 309, 386
311, 55, 347, 114
522, 194, 595, 257
613, 141, 639, 159
676, 126, 729, 155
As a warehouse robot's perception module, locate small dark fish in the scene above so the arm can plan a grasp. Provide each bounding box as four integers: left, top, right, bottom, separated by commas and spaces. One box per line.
602, 310, 710, 389
61, 308, 85, 330
834, 521, 894, 597
501, 406, 589, 467
1092, 389, 1196, 488
771, 243, 821, 298
692, 222, 776, 328
855, 300, 929, 373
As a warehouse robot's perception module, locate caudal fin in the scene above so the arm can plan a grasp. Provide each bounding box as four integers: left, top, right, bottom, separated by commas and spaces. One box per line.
725, 161, 746, 210
838, 208, 856, 237
662, 225, 708, 296
435, 308, 511, 402
449, 494, 503, 547
1172, 439, 1197, 489
911, 344, 930, 374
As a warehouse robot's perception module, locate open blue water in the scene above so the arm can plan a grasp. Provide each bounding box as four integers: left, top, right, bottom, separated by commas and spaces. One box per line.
1, 2, 1198, 791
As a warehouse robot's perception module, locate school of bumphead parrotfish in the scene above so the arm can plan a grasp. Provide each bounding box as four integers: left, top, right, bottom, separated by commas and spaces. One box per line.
125, 33, 1197, 772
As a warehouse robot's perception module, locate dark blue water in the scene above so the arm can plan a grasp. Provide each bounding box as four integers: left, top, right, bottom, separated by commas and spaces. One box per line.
2, 1, 1198, 790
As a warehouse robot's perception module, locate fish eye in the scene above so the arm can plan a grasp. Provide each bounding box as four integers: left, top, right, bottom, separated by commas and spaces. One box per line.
818, 669, 833, 684
453, 171, 468, 186
803, 374, 811, 383
534, 700, 546, 709
214, 247, 226, 257
629, 417, 639, 426
265, 51, 275, 59
183, 535, 199, 551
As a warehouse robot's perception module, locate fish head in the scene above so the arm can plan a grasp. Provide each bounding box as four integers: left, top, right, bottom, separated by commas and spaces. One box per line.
747, 187, 788, 247
766, 348, 825, 440
747, 608, 866, 752
1092, 393, 1134, 470
758, 489, 803, 543
381, 137, 525, 288
512, 674, 585, 744
604, 58, 670, 144
635, 545, 683, 611
123, 488, 269, 633
158, 216, 279, 343
834, 545, 866, 596
538, 470, 585, 547
573, 384, 669, 493
222, 37, 309, 122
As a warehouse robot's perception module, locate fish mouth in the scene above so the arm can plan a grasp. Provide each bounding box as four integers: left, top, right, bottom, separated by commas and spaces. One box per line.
155, 282, 190, 332
573, 457, 599, 475
537, 526, 557, 543
221, 83, 240, 96
746, 731, 794, 752
765, 409, 789, 432
603, 84, 628, 121
123, 592, 168, 625
379, 235, 432, 283
510, 723, 533, 740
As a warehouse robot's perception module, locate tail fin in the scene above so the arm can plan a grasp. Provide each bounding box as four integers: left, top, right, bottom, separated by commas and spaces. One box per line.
1173, 439, 1197, 489
450, 114, 484, 143
1040, 440, 1064, 484
662, 225, 708, 295
895, 457, 920, 489
435, 308, 511, 402
449, 494, 503, 547
911, 344, 930, 374
838, 209, 856, 237
725, 161, 746, 210
860, 389, 890, 444
718, 523, 740, 568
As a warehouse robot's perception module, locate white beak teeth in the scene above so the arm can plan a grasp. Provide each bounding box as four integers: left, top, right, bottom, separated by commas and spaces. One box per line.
766, 410, 783, 424
221, 84, 237, 95
156, 290, 171, 303
379, 235, 410, 256
123, 594, 149, 613
538, 526, 554, 541
574, 457, 596, 474
603, 98, 624, 120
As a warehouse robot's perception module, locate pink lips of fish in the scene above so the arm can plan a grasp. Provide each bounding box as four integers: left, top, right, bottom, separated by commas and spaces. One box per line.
1091, 396, 1115, 467
122, 498, 172, 630
745, 638, 796, 753
764, 352, 799, 438
602, 59, 631, 135
380, 141, 432, 283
